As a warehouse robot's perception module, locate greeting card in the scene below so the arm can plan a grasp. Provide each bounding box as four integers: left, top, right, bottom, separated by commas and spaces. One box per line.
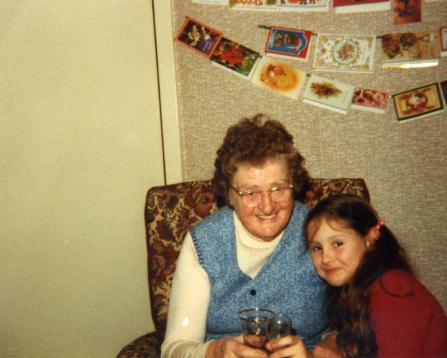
352, 87, 389, 113
440, 27, 447, 57
211, 37, 261, 79
250, 57, 306, 99
192, 0, 229, 4
333, 0, 390, 14
381, 30, 440, 68
265, 27, 313, 61
393, 84, 444, 122
393, 0, 421, 25
229, 0, 279, 9
278, 0, 329, 12
314, 34, 376, 73
303, 74, 355, 114
438, 80, 447, 108
175, 18, 222, 58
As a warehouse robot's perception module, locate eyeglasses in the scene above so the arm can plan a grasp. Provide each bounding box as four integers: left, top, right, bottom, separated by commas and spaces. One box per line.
230, 184, 294, 207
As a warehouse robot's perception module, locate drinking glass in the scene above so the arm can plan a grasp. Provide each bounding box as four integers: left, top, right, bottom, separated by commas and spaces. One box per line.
267, 314, 293, 350
238, 308, 275, 352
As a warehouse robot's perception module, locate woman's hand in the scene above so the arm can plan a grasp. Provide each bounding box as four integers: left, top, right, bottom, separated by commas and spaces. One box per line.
265, 336, 311, 358
206, 335, 269, 358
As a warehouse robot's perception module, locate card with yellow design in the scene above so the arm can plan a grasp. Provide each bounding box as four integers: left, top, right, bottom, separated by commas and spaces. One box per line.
250, 57, 306, 99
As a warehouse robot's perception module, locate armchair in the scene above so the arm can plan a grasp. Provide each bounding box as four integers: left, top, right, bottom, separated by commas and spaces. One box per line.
117, 178, 370, 358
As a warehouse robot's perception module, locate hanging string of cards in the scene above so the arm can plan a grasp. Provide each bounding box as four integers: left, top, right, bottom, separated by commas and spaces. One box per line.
175, 17, 447, 122
192, 0, 440, 27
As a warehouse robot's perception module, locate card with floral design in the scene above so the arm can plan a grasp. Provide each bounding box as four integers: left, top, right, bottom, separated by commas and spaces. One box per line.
265, 27, 313, 61
381, 30, 440, 68
392, 84, 444, 122
393, 0, 421, 25
333, 0, 390, 14
352, 87, 389, 113
438, 80, 447, 107
192, 0, 229, 4
278, 0, 329, 12
303, 74, 355, 114
250, 57, 306, 99
313, 34, 376, 73
440, 27, 447, 57
175, 18, 222, 58
229, 0, 279, 9
210, 37, 262, 79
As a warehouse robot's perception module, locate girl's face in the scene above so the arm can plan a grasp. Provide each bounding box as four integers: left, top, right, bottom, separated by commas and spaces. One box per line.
307, 219, 368, 287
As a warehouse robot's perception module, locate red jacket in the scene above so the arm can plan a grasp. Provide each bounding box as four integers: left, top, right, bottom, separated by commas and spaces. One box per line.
369, 269, 447, 357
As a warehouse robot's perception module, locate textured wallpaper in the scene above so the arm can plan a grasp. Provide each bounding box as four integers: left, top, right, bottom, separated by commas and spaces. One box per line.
170, 1, 447, 310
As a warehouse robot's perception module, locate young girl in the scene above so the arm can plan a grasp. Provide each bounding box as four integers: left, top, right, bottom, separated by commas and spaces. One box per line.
267, 194, 447, 358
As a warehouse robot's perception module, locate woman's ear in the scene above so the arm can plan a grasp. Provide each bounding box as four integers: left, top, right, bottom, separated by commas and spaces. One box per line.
365, 226, 380, 247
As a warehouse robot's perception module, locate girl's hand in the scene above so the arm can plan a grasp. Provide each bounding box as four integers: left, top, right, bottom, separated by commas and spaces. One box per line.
206, 335, 268, 358
265, 336, 312, 358
312, 333, 344, 358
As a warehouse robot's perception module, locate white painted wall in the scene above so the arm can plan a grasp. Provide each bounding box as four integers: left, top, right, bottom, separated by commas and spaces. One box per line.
0, 1, 167, 356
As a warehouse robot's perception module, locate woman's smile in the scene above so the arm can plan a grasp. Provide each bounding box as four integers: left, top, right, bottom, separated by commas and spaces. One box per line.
229, 159, 293, 242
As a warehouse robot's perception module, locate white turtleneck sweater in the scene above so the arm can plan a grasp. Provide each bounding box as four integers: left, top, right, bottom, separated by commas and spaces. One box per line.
161, 212, 284, 358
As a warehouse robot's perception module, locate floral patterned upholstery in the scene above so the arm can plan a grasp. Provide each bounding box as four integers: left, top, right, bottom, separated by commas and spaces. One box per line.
117, 178, 370, 358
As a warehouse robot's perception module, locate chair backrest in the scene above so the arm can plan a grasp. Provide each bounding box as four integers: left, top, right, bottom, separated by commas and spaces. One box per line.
144, 178, 370, 333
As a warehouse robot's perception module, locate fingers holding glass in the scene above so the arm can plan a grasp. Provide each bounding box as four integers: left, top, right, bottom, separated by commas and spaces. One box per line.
267, 314, 293, 349
238, 308, 275, 353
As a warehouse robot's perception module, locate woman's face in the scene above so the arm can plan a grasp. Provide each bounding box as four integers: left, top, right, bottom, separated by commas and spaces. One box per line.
229, 159, 293, 242
307, 219, 368, 287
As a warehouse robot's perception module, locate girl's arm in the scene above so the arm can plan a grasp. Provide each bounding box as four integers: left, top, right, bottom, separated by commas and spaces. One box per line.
369, 269, 447, 357
311, 333, 344, 358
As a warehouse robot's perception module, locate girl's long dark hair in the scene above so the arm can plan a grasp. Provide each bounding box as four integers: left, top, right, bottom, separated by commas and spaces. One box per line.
304, 194, 412, 358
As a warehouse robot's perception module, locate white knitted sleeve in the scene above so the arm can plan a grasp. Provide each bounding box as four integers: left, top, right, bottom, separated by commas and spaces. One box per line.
161, 233, 212, 358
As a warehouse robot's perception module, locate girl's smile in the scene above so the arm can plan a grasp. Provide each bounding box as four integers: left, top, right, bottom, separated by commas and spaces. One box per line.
307, 219, 369, 287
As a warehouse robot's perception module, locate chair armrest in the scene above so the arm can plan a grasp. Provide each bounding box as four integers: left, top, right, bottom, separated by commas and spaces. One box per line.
117, 331, 164, 358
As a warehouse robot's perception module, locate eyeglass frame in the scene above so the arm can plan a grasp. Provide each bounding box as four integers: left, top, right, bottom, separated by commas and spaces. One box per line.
229, 183, 294, 207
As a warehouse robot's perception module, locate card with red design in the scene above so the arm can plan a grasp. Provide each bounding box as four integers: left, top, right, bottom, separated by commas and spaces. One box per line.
211, 37, 262, 79
392, 84, 444, 122
175, 18, 222, 58
333, 0, 390, 14
264, 27, 313, 61
352, 87, 389, 114
392, 0, 421, 25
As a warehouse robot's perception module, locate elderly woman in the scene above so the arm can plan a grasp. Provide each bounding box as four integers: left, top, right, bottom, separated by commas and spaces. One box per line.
161, 114, 329, 358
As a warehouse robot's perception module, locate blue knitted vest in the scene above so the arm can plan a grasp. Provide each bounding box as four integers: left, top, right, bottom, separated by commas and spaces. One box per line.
189, 202, 328, 348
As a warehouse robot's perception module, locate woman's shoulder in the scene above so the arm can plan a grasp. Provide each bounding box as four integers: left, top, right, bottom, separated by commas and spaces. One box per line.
291, 201, 311, 219
192, 205, 233, 228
